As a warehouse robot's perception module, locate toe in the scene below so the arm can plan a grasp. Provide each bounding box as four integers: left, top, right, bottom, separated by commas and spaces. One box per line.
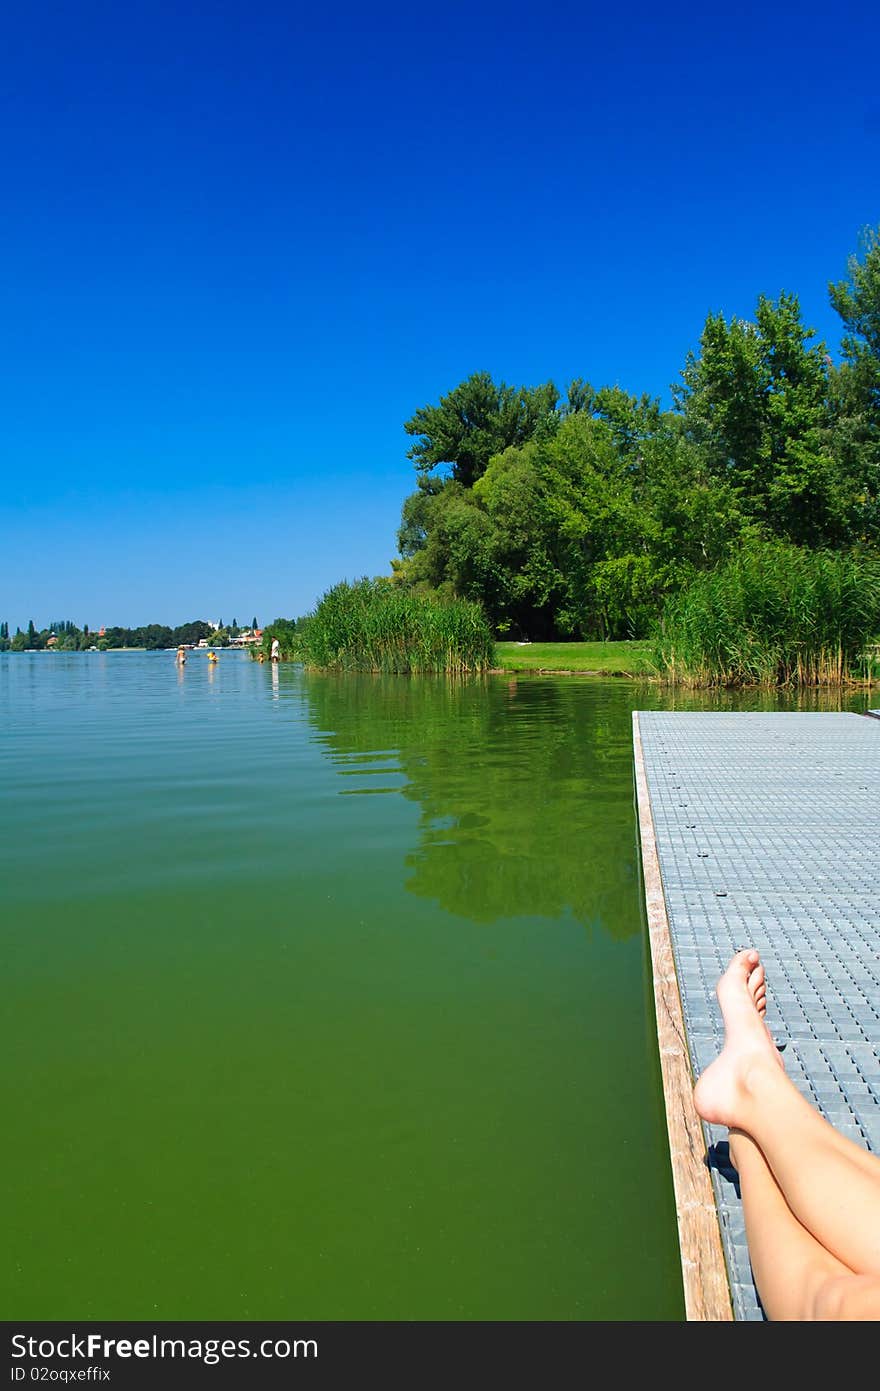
727, 948, 759, 981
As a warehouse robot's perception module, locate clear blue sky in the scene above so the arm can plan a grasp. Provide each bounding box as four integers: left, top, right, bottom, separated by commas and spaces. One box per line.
2, 0, 878, 629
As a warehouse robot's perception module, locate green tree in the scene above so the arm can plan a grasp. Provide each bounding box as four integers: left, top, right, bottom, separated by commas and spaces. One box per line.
674, 293, 846, 545
260, 618, 298, 658
171, 621, 212, 648
830, 226, 880, 404
828, 226, 880, 540
24, 619, 46, 649
397, 474, 446, 559
404, 371, 559, 488
397, 406, 744, 639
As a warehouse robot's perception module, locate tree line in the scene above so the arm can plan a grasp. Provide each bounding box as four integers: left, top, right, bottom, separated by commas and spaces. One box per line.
392, 227, 880, 640
0, 619, 252, 652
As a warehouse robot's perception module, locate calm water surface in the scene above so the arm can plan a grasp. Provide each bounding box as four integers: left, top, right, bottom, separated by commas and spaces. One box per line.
2, 653, 870, 1318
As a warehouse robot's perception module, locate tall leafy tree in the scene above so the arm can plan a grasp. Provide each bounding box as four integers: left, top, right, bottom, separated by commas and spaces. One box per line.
828, 226, 880, 540
397, 474, 446, 559
830, 226, 880, 402
674, 293, 845, 545
397, 407, 744, 639
403, 371, 558, 488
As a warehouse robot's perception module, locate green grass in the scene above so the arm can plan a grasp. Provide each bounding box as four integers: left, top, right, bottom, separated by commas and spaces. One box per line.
653, 542, 880, 687
495, 641, 653, 674
296, 578, 495, 674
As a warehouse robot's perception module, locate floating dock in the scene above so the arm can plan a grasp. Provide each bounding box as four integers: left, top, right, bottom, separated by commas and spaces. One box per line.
634, 711, 880, 1321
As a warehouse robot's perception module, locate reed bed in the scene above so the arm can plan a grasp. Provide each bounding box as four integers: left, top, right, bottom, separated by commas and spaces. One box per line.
296, 579, 495, 675
653, 544, 880, 687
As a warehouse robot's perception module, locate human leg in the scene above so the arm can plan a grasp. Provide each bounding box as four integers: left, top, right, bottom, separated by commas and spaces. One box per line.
727, 1127, 851, 1318
694, 950, 880, 1280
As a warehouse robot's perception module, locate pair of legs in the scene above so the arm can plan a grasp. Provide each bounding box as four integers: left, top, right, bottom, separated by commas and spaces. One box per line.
693, 950, 880, 1320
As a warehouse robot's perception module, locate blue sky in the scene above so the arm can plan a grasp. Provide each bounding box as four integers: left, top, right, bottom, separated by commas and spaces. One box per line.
2, 0, 878, 629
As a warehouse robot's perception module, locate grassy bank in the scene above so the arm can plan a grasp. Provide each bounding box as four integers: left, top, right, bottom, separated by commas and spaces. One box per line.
654, 543, 880, 687
297, 578, 495, 674
495, 641, 653, 674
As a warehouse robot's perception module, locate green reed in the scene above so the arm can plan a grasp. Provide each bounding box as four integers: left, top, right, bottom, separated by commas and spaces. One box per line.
653, 543, 880, 687
296, 579, 495, 675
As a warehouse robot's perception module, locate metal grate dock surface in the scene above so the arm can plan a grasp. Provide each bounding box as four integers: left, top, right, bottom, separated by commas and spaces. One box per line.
635, 711, 880, 1320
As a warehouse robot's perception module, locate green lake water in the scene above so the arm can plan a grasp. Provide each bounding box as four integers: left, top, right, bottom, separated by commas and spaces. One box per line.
2, 653, 871, 1319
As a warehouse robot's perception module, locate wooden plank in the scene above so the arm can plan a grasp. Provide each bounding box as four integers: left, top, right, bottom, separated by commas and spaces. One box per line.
632, 712, 733, 1322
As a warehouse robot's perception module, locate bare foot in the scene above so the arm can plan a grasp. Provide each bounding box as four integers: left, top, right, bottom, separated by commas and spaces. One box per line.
693, 950, 783, 1129
743, 956, 779, 1054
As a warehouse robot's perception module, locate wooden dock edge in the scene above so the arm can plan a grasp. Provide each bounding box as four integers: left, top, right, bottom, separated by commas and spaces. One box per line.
632, 712, 733, 1322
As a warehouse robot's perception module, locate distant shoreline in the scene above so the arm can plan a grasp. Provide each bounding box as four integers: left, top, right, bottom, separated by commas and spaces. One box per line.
3, 646, 251, 654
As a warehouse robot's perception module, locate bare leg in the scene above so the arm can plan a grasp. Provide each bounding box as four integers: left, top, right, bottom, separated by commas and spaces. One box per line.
729, 1129, 880, 1320
728, 1129, 853, 1318
694, 951, 880, 1293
